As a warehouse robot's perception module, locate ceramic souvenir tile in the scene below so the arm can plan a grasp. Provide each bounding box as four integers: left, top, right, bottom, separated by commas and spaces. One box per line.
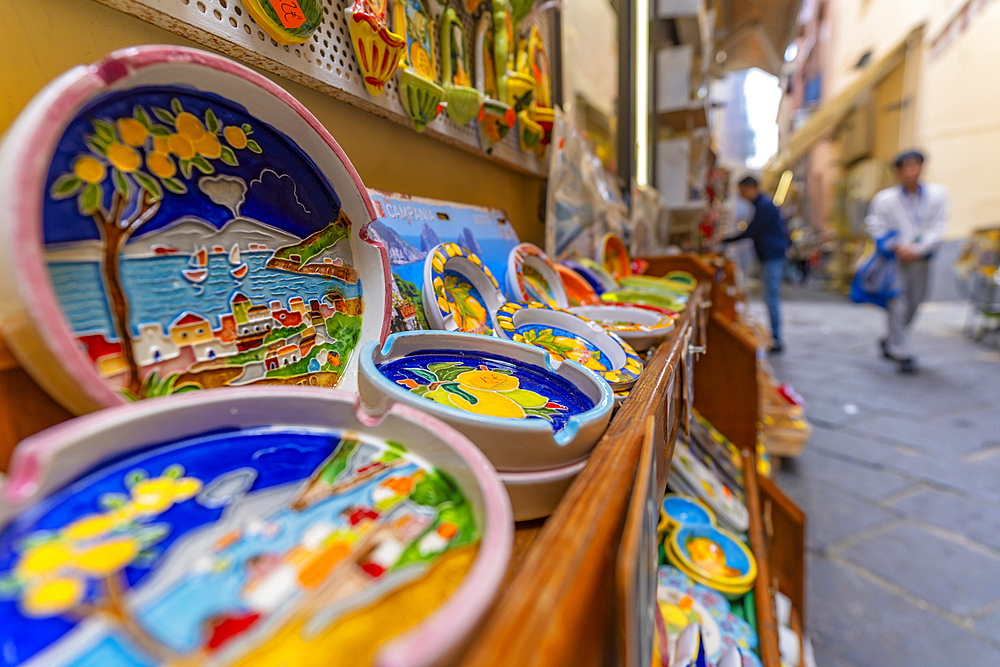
506, 242, 568, 307
494, 302, 644, 388
474, 11, 516, 153
0, 46, 390, 414
423, 243, 505, 334
348, 0, 408, 97
243, 0, 323, 45
0, 388, 512, 667
395, 0, 445, 131
441, 7, 484, 126
364, 191, 520, 334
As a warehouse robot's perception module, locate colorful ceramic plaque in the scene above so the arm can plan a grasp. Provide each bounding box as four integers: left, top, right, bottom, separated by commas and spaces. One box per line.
423, 243, 506, 334
0, 388, 513, 667
441, 7, 484, 126
395, 0, 445, 131
365, 191, 520, 335
243, 0, 323, 45
348, 0, 407, 97
0, 47, 389, 414
506, 242, 568, 307
495, 302, 644, 388
474, 11, 516, 153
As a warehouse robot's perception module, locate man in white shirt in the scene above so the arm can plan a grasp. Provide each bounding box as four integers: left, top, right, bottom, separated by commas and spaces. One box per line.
865, 150, 949, 374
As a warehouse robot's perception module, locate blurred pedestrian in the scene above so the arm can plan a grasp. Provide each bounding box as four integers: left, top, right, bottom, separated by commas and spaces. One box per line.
722, 176, 791, 353
865, 150, 949, 374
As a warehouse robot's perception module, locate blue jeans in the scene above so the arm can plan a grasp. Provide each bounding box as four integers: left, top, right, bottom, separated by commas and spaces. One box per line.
762, 258, 785, 344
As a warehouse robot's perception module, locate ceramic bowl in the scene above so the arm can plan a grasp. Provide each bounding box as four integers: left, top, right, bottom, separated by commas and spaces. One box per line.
619, 274, 695, 296
494, 302, 644, 389
598, 232, 632, 280
506, 242, 568, 308
0, 387, 512, 667
357, 331, 614, 471
498, 457, 589, 521
669, 524, 758, 588
568, 304, 675, 352
0, 46, 391, 414
658, 494, 717, 535
601, 288, 689, 313
557, 263, 602, 304
423, 243, 506, 335
603, 300, 680, 318
671, 442, 750, 533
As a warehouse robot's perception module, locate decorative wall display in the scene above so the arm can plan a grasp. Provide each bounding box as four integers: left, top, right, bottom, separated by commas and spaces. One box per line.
517, 25, 555, 156
243, 0, 324, 45
364, 190, 520, 335
347, 0, 408, 97
505, 242, 568, 307
0, 46, 390, 414
0, 388, 513, 667
475, 11, 517, 152
395, 0, 445, 131
492, 0, 535, 112
423, 243, 506, 334
440, 7, 484, 126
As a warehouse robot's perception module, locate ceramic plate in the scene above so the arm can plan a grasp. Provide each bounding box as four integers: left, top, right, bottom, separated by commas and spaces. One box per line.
555, 264, 600, 306
658, 494, 716, 535
599, 232, 632, 280
0, 387, 511, 667
423, 243, 505, 335
568, 304, 675, 352
0, 46, 390, 414
494, 302, 644, 389
358, 331, 613, 471
669, 524, 758, 588
672, 442, 749, 533
506, 243, 568, 307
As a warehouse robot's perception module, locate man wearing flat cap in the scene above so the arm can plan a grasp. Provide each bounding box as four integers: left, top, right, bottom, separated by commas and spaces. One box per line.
865, 150, 950, 374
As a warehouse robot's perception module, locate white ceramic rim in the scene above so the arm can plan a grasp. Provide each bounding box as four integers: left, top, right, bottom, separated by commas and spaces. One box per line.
505, 242, 568, 308
422, 243, 505, 333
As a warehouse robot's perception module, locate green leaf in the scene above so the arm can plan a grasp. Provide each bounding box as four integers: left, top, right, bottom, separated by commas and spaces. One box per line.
411, 385, 430, 397
442, 383, 478, 404
50, 174, 84, 199
98, 492, 128, 510
427, 362, 471, 382
136, 523, 171, 545
246, 139, 262, 154
406, 368, 437, 383
179, 159, 193, 180
149, 125, 171, 137
219, 146, 238, 166
163, 464, 185, 479
241, 123, 252, 134
125, 469, 148, 488
0, 575, 23, 598
205, 108, 219, 134
190, 155, 214, 175
93, 118, 115, 142
132, 170, 164, 201
19, 531, 57, 550
152, 107, 176, 124
134, 106, 152, 128
162, 177, 187, 194
113, 169, 131, 199
171, 98, 183, 115
84, 135, 109, 157
80, 182, 102, 215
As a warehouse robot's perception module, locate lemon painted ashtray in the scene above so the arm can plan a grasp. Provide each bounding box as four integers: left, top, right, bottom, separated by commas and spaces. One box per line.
666, 524, 757, 598
358, 330, 614, 472
494, 302, 644, 390
423, 243, 506, 335
0, 387, 513, 667
568, 304, 675, 352
598, 232, 632, 280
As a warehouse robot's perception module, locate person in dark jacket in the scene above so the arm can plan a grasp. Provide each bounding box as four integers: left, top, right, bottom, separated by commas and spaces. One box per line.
722, 176, 792, 353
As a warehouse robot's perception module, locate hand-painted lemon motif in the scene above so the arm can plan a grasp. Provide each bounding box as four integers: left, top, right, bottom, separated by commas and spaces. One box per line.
106, 144, 141, 172
73, 156, 106, 183
194, 132, 222, 159
21, 577, 85, 617
410, 43, 433, 79
456, 369, 518, 392
131, 475, 202, 515
63, 513, 117, 541
687, 536, 741, 579
428, 385, 526, 418
153, 135, 170, 155
167, 133, 196, 159
116, 118, 148, 147
174, 111, 206, 141
146, 152, 176, 179
75, 539, 139, 576
16, 543, 74, 576
224, 125, 248, 149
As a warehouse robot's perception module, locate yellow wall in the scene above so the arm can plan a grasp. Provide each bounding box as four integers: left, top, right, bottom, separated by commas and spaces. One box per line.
0, 0, 546, 244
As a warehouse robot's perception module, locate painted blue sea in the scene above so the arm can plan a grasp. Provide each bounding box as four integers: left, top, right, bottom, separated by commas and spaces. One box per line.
47, 253, 362, 339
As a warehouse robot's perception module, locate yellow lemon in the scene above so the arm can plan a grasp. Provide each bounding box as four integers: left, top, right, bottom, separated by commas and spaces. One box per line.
224, 125, 247, 149
447, 386, 525, 419
457, 370, 518, 392
106, 143, 141, 172
502, 388, 548, 409
171, 478, 202, 500
167, 133, 196, 159
17, 543, 74, 575
63, 513, 116, 541
117, 118, 148, 147
193, 132, 221, 159
146, 152, 176, 179
73, 156, 106, 184
153, 136, 170, 155
75, 538, 139, 575
175, 112, 206, 141
410, 43, 433, 79
22, 577, 84, 617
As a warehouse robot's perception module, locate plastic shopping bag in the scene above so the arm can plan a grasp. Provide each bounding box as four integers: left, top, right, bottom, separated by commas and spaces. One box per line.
850, 232, 901, 309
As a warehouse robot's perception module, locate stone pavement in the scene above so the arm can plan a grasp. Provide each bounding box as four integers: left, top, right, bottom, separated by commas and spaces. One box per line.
753, 290, 1000, 666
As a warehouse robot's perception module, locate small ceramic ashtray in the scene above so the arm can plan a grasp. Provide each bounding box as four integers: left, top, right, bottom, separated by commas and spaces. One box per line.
494, 302, 644, 389
506, 242, 568, 307
658, 494, 717, 535
498, 457, 589, 521
601, 288, 689, 313
556, 263, 602, 305
568, 303, 675, 352
0, 387, 512, 667
619, 274, 695, 296
358, 331, 613, 471
667, 524, 758, 593
598, 232, 632, 280
423, 243, 506, 335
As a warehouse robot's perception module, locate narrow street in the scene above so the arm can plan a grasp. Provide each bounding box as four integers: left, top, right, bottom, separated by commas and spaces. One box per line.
754, 288, 1000, 666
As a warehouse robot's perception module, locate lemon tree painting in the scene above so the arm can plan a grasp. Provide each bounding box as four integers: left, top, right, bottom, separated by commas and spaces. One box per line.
43, 88, 364, 400
0, 429, 478, 666
512, 326, 612, 372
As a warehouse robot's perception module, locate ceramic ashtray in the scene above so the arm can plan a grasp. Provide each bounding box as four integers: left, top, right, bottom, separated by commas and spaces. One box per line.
497, 458, 589, 522
357, 330, 613, 472
555, 264, 601, 306
571, 258, 619, 293
494, 302, 644, 389
658, 494, 717, 536
423, 243, 505, 335
0, 387, 512, 667
667, 524, 758, 596
619, 274, 695, 296
602, 288, 689, 314
598, 232, 632, 280
0, 46, 391, 413
506, 242, 568, 307
568, 303, 675, 352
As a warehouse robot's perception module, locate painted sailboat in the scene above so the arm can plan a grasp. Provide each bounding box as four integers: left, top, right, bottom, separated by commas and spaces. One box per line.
229, 244, 248, 279
183, 246, 209, 283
